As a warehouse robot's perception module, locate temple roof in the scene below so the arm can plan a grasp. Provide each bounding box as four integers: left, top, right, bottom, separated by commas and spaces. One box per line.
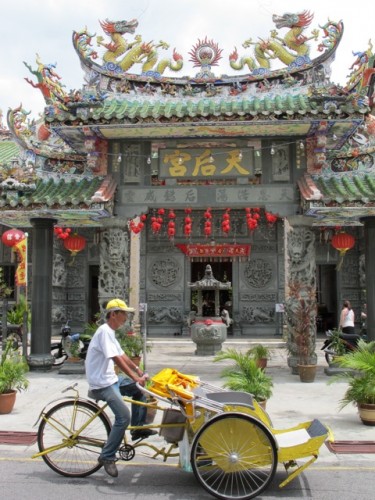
46, 91, 368, 123
0, 175, 117, 227
298, 172, 375, 225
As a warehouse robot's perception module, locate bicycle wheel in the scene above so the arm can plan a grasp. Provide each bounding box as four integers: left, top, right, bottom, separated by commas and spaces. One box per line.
191, 412, 277, 500
37, 400, 111, 477
50, 343, 68, 367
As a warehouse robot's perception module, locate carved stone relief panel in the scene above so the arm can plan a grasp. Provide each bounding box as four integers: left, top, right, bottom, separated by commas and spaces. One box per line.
148, 305, 183, 324
242, 293, 277, 302
240, 304, 275, 323
52, 305, 67, 324
147, 293, 183, 302
99, 228, 129, 303
52, 252, 67, 287
67, 256, 85, 287
341, 253, 359, 288
241, 258, 274, 289
287, 226, 316, 287
147, 256, 182, 290
66, 304, 86, 323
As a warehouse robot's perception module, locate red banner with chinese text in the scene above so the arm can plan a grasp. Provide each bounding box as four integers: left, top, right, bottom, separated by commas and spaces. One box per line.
176, 244, 250, 261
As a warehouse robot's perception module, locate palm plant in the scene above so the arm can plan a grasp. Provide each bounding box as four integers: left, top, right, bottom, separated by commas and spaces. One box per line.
6, 294, 31, 329
0, 339, 29, 394
248, 344, 271, 360
214, 348, 273, 402
330, 339, 375, 409
247, 344, 271, 370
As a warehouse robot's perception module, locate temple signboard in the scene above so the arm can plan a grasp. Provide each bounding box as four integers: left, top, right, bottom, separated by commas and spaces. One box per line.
159, 148, 254, 179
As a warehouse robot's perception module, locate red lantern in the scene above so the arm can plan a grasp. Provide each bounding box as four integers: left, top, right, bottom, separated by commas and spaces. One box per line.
63, 233, 86, 258
54, 226, 72, 240
1, 229, 25, 247
331, 232, 355, 271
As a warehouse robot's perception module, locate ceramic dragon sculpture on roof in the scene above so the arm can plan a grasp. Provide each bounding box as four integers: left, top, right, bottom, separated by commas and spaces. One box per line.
229, 11, 342, 73
71, 11, 343, 88
77, 18, 183, 77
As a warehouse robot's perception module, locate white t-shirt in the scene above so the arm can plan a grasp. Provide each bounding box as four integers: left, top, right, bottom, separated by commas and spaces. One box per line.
85, 322, 124, 389
342, 309, 355, 328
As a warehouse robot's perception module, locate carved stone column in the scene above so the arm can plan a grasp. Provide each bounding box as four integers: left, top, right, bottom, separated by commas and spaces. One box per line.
27, 217, 56, 371
98, 221, 130, 309
284, 223, 317, 374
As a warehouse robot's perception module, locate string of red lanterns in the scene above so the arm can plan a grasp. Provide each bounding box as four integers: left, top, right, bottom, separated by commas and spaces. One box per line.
204, 208, 212, 237
127, 208, 279, 238
151, 208, 164, 235
221, 208, 231, 234
167, 209, 176, 240
184, 208, 193, 237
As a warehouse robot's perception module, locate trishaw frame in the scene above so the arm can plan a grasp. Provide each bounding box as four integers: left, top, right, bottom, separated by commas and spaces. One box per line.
32, 369, 332, 500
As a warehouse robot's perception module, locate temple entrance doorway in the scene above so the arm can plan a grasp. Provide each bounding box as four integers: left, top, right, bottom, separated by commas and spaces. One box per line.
190, 261, 232, 316
316, 264, 337, 333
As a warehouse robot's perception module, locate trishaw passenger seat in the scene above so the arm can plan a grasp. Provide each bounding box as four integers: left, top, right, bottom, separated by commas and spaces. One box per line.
206, 391, 255, 410
307, 419, 329, 438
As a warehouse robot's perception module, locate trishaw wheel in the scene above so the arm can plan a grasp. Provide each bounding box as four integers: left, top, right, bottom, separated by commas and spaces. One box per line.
38, 400, 111, 477
190, 412, 277, 500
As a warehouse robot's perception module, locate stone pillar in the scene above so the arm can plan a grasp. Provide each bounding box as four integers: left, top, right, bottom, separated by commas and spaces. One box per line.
284, 223, 317, 373
27, 217, 56, 371
362, 217, 375, 341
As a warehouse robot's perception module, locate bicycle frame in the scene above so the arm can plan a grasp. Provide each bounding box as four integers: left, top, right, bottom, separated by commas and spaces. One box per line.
32, 383, 187, 462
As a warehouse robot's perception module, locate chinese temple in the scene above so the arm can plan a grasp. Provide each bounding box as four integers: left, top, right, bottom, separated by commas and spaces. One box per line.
1, 10, 375, 368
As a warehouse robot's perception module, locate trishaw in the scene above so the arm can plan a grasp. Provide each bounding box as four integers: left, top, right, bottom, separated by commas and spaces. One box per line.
32, 368, 332, 500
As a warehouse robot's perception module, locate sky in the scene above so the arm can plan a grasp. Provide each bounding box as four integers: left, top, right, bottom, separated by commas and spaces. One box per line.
0, 0, 374, 122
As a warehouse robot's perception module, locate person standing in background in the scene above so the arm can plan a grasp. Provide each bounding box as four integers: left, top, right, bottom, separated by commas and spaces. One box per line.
339, 300, 355, 334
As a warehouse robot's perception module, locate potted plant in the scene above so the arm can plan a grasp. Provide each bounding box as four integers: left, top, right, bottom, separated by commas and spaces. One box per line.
284, 281, 317, 382
329, 339, 375, 425
247, 344, 271, 370
0, 339, 29, 414
214, 348, 273, 407
116, 326, 152, 366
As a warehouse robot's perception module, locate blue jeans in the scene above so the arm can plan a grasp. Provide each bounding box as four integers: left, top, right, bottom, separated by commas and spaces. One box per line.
119, 375, 147, 430
91, 382, 130, 461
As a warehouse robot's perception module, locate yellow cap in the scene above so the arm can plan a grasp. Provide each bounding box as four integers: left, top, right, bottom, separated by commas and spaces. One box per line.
105, 299, 135, 313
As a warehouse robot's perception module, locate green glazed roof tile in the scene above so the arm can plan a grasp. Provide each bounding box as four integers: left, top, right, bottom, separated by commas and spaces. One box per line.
46, 90, 369, 124
312, 173, 375, 202
0, 141, 21, 165
1, 176, 107, 209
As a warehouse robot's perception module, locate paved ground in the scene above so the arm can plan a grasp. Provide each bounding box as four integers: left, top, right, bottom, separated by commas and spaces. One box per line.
1, 336, 374, 464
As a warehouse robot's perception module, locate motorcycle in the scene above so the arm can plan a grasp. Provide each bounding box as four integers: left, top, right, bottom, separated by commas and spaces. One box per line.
321, 328, 364, 365
50, 321, 91, 367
